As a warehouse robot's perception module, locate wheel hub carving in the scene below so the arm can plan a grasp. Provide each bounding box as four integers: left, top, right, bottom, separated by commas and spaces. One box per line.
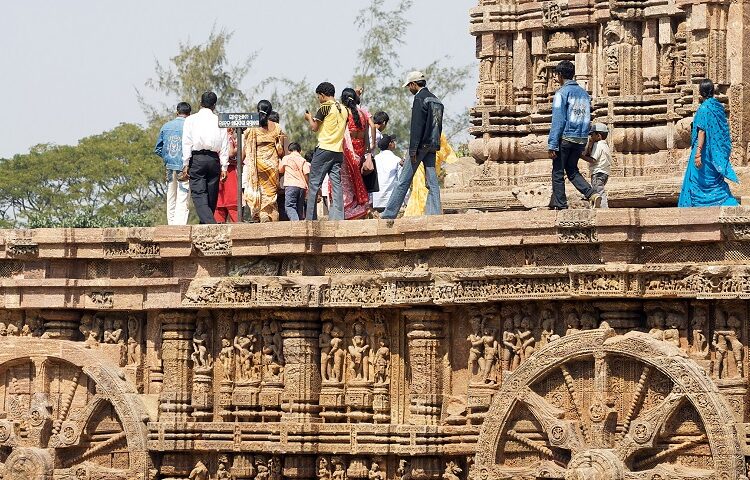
473, 327, 746, 480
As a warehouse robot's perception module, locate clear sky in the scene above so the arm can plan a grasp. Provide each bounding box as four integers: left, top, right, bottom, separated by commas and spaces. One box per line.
1, 0, 478, 158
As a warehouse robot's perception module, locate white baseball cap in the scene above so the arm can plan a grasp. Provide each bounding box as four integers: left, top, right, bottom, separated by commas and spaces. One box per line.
402, 71, 426, 88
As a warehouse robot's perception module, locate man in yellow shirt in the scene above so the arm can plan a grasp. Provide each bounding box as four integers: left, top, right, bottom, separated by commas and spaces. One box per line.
304, 82, 348, 220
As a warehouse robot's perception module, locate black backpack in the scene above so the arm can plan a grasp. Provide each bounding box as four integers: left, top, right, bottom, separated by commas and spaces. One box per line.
423, 97, 444, 153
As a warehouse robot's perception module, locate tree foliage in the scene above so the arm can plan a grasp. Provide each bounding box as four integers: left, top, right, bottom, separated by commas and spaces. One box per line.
351, 0, 471, 149
139, 29, 257, 125
0, 123, 163, 228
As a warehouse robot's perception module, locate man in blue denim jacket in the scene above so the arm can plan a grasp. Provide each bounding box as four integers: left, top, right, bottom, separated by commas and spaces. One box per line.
154, 102, 191, 225
548, 61, 601, 209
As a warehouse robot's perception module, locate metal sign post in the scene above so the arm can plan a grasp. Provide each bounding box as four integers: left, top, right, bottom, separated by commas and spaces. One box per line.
218, 113, 260, 222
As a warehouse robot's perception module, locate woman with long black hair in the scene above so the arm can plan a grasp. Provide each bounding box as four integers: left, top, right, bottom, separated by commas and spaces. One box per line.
242, 100, 286, 222
338, 88, 373, 220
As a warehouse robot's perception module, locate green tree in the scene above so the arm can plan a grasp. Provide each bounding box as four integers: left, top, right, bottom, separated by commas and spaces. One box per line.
0, 123, 163, 228
351, 0, 471, 148
138, 29, 258, 125
267, 78, 318, 155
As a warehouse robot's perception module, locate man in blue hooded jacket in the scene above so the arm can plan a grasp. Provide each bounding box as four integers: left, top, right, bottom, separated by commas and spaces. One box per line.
154, 102, 191, 224
548, 61, 600, 209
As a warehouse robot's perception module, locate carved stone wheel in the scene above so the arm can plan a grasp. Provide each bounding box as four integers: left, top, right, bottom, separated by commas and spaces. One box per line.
0, 339, 149, 480
474, 327, 747, 480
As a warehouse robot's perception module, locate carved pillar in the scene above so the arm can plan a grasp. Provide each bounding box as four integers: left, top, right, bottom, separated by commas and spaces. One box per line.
158, 312, 195, 422
642, 20, 659, 94
406, 309, 444, 426
281, 311, 321, 422
513, 31, 532, 106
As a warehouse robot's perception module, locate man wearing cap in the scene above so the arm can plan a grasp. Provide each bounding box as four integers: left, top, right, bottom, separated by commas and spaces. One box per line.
181, 91, 229, 224
582, 123, 612, 208
547, 60, 600, 209
381, 71, 443, 219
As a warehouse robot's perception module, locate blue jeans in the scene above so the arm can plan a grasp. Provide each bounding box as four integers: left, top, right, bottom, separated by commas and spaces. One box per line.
381, 149, 441, 219
285, 186, 306, 221
306, 149, 344, 221
550, 140, 594, 209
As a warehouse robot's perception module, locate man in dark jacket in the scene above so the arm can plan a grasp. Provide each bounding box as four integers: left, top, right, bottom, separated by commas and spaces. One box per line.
381, 71, 443, 219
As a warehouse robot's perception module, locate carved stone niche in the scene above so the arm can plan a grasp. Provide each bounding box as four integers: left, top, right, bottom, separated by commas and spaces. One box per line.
319, 310, 391, 424
712, 302, 748, 423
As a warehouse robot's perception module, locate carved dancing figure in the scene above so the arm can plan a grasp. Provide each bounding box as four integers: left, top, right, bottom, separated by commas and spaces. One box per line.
368, 461, 385, 480
127, 316, 139, 364
442, 461, 462, 480
320, 322, 334, 381
234, 323, 252, 381
565, 313, 581, 336
663, 313, 682, 349
270, 320, 285, 365
518, 317, 536, 362
690, 309, 709, 358
219, 338, 233, 376
80, 314, 96, 347
511, 314, 524, 370
317, 457, 332, 480
373, 339, 391, 385
191, 317, 212, 369
188, 461, 209, 480
722, 314, 745, 378
539, 309, 555, 347
480, 327, 499, 384
502, 318, 516, 373
331, 457, 346, 480
648, 310, 666, 341
217, 455, 231, 480
579, 312, 597, 330
396, 459, 412, 480
348, 325, 371, 382
329, 327, 346, 382
467, 315, 484, 376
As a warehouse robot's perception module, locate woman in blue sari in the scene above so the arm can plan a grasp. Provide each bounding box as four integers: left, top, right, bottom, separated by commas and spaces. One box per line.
678, 79, 739, 207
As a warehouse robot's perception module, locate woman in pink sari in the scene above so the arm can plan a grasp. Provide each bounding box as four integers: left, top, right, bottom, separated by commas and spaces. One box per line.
336, 88, 372, 220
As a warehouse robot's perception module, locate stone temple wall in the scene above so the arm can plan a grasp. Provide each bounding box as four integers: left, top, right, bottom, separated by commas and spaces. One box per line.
443, 0, 750, 211
1, 210, 750, 478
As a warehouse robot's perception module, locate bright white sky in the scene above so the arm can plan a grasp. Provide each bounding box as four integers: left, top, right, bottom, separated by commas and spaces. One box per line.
1, 0, 478, 158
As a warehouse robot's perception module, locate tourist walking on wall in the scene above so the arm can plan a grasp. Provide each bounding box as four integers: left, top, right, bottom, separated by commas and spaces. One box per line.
678, 79, 739, 207
181, 92, 229, 224
381, 71, 444, 219
548, 60, 600, 210
242, 100, 286, 223
279, 142, 310, 221
340, 88, 374, 220
214, 127, 239, 223
155, 102, 192, 225
581, 123, 611, 208
305, 82, 348, 221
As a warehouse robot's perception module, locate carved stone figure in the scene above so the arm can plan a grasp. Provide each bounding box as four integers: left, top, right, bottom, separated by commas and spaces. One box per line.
320, 321, 334, 381
219, 338, 233, 376
217, 455, 231, 480
373, 339, 390, 385
502, 318, 516, 372
565, 313, 581, 335
690, 308, 709, 358
539, 309, 555, 347
663, 313, 682, 349
648, 309, 666, 341
127, 315, 139, 364
331, 457, 346, 480
368, 461, 385, 480
467, 315, 484, 376
714, 311, 744, 379
396, 459, 412, 480
442, 461, 462, 480
348, 322, 371, 382
234, 322, 257, 382
191, 316, 212, 369
188, 461, 209, 480
329, 326, 346, 383
480, 327, 499, 384
518, 317, 536, 363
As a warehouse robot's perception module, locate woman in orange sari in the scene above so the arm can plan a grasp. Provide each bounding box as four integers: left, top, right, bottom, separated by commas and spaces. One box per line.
242, 100, 286, 222
338, 88, 372, 220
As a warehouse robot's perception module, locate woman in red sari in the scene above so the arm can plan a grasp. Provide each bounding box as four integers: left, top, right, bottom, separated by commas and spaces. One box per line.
214, 127, 239, 223
337, 88, 372, 220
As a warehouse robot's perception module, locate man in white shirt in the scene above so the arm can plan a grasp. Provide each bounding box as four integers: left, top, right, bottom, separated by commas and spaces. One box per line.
372, 135, 403, 212
181, 91, 229, 224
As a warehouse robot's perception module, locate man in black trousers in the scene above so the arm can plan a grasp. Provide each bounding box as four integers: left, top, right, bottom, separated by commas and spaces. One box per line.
181, 91, 229, 224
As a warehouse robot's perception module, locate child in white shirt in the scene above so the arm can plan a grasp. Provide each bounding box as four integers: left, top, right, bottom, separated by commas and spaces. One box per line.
582, 123, 612, 208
